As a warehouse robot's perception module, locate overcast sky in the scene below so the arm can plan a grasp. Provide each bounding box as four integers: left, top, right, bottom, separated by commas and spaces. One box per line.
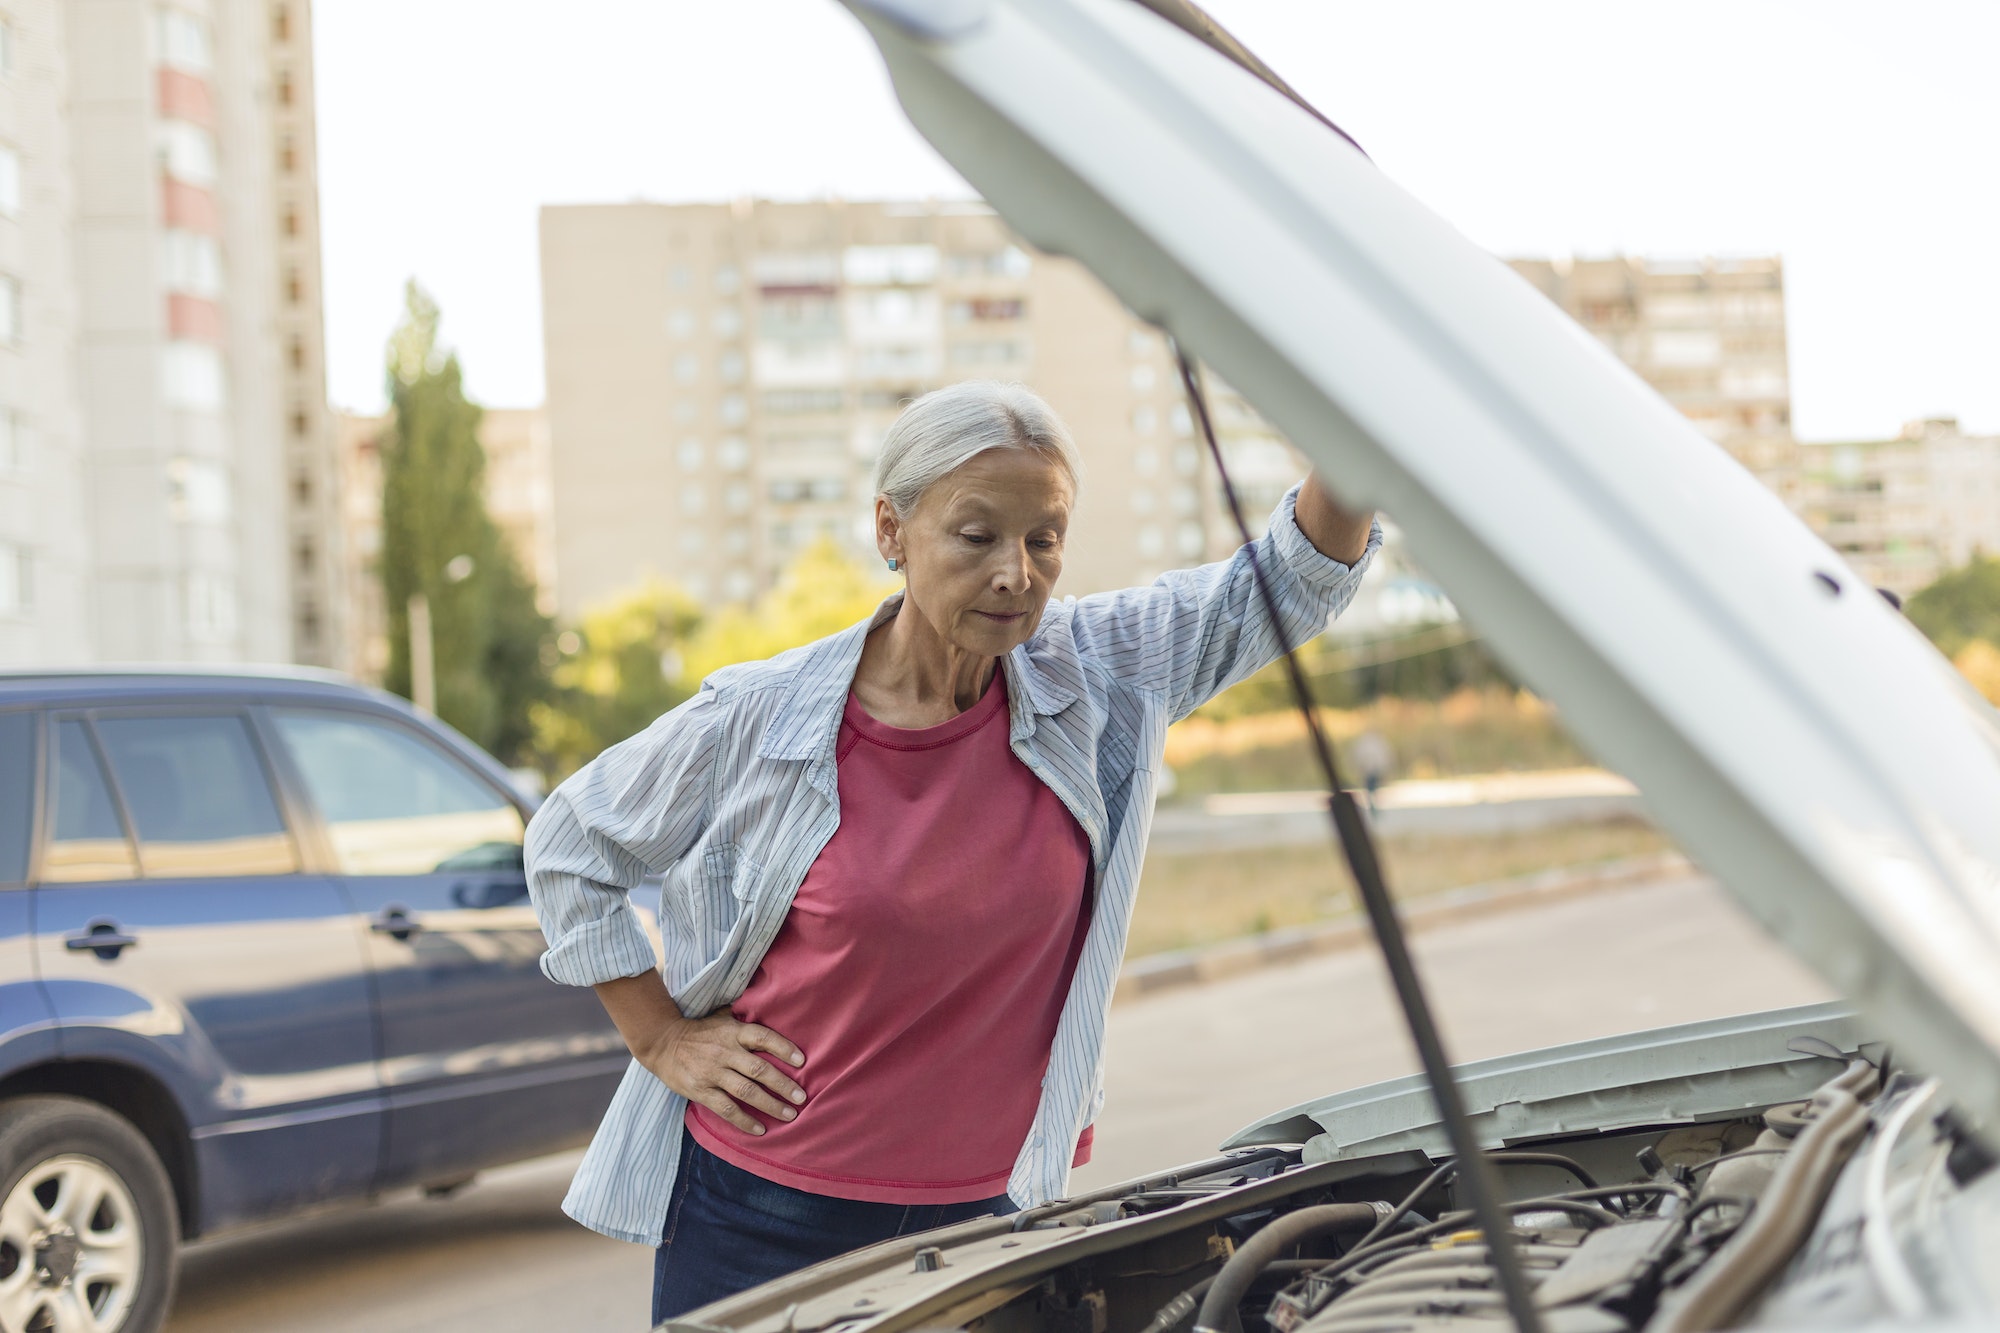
314, 0, 2000, 441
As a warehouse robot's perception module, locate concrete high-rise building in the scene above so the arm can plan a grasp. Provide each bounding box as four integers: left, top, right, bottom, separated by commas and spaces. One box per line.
0, 0, 334, 667
1794, 418, 2000, 598
333, 406, 556, 683
1507, 255, 1797, 493
265, 0, 342, 668
540, 199, 1253, 620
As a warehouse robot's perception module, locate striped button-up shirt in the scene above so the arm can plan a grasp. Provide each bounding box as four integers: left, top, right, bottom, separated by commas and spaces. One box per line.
526, 485, 1380, 1244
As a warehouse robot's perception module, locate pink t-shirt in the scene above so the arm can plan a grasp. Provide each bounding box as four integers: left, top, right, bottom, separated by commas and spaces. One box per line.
687, 666, 1094, 1203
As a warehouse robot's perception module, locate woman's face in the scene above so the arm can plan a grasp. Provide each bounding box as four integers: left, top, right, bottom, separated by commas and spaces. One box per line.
879, 447, 1073, 658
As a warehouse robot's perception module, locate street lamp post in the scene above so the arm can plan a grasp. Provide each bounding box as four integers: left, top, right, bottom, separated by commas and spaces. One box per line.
408, 554, 475, 715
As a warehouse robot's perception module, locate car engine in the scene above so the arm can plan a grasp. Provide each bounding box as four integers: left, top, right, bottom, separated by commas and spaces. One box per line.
1141, 1055, 1985, 1333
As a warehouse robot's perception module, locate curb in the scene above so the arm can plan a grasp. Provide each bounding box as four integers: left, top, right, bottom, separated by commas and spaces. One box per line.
1110, 850, 1694, 1007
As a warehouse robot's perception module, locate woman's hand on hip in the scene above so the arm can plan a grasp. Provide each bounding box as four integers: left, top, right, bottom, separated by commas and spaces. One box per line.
646, 1009, 808, 1135
592, 972, 807, 1134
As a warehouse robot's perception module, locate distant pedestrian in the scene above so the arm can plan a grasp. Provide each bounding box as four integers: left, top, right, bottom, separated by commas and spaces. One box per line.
525, 381, 1380, 1320
1351, 728, 1393, 815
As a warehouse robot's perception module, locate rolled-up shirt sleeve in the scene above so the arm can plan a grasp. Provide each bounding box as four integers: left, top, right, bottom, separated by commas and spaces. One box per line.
1067, 483, 1382, 720
526, 688, 725, 986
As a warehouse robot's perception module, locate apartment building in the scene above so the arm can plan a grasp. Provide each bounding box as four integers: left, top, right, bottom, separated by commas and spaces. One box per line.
334, 406, 556, 682
1794, 418, 2000, 598
1507, 254, 1796, 493
538, 199, 1264, 619
0, 0, 331, 667
266, 0, 342, 667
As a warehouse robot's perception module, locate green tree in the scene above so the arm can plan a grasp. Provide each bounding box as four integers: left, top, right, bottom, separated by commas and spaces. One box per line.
675, 538, 897, 687
379, 280, 552, 763
530, 580, 703, 780
1906, 555, 2000, 658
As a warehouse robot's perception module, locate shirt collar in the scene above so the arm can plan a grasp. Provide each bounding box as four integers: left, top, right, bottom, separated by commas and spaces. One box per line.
756, 594, 1077, 762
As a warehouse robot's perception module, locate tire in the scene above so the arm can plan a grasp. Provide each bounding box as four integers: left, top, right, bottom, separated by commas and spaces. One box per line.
0, 1095, 179, 1333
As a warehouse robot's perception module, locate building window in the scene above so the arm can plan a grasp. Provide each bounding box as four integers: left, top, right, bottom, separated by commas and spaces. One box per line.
276, 68, 293, 106
0, 543, 29, 617
279, 136, 295, 173
724, 483, 751, 513
161, 230, 223, 297
298, 604, 320, 647
293, 470, 311, 505
712, 306, 742, 338
947, 298, 1025, 323
161, 342, 226, 409
673, 352, 699, 385
155, 9, 212, 72
184, 573, 237, 642
295, 536, 314, 575
1176, 521, 1206, 559
157, 121, 219, 187
0, 145, 18, 218
285, 267, 302, 303
714, 264, 740, 295
272, 3, 291, 42
0, 275, 21, 344
665, 308, 694, 338
718, 349, 744, 384
1130, 364, 1157, 391
167, 457, 232, 522
719, 394, 747, 427
676, 438, 703, 472
761, 388, 843, 416
717, 436, 749, 471
668, 264, 692, 293
281, 204, 299, 237
291, 409, 309, 437
679, 485, 705, 516
287, 335, 305, 370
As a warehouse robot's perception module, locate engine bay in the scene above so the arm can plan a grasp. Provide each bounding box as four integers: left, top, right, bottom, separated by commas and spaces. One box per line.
688, 1046, 1999, 1333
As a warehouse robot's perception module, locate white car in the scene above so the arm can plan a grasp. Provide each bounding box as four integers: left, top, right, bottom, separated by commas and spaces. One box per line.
660, 1, 2000, 1329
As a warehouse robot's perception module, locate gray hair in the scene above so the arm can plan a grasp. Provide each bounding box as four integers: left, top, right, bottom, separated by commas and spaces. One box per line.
873, 381, 1083, 517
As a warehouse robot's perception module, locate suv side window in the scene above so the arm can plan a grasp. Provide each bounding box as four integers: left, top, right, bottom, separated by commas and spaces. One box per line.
0, 712, 34, 884
271, 710, 525, 875
94, 714, 299, 877
48, 719, 138, 882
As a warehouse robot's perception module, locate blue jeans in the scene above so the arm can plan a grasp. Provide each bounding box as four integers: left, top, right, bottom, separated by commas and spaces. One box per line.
651, 1135, 1015, 1323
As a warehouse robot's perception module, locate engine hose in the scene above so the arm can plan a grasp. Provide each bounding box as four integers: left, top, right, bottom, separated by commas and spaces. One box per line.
1136, 1260, 1335, 1333
1648, 1084, 1872, 1332
1191, 1204, 1383, 1333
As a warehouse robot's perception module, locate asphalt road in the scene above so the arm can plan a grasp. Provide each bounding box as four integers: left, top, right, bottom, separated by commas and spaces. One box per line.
164, 872, 1829, 1333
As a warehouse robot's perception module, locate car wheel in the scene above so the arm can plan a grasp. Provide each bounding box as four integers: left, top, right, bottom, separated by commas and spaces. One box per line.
0, 1096, 178, 1333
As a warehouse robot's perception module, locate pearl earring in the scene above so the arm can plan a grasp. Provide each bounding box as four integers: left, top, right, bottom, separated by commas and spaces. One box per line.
887, 558, 899, 572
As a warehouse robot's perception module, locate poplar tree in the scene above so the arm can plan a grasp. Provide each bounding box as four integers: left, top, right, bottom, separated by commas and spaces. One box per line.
380, 280, 552, 764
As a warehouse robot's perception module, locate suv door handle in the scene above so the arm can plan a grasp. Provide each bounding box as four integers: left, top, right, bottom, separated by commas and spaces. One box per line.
66, 919, 140, 960
369, 905, 423, 942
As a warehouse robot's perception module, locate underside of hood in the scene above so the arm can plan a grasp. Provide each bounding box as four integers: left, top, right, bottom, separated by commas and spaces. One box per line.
840, 0, 2000, 1138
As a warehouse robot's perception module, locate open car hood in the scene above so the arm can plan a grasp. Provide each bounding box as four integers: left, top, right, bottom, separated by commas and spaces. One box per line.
841, 0, 2000, 1137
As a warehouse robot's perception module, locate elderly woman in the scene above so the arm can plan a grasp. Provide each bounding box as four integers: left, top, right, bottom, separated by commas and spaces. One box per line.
525, 380, 1378, 1319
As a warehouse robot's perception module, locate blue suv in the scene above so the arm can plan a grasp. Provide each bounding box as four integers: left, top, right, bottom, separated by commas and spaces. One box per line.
0, 670, 630, 1333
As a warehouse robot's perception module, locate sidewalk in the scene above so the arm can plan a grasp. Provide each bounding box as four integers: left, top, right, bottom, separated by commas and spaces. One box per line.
1150, 767, 1647, 851
1112, 849, 1692, 1006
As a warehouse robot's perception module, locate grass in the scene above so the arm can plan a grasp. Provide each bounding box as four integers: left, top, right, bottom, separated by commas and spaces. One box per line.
1125, 817, 1672, 959
1163, 688, 1593, 802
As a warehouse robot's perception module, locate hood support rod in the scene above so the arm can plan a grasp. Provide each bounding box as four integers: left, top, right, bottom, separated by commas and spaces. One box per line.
1174, 347, 1547, 1333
